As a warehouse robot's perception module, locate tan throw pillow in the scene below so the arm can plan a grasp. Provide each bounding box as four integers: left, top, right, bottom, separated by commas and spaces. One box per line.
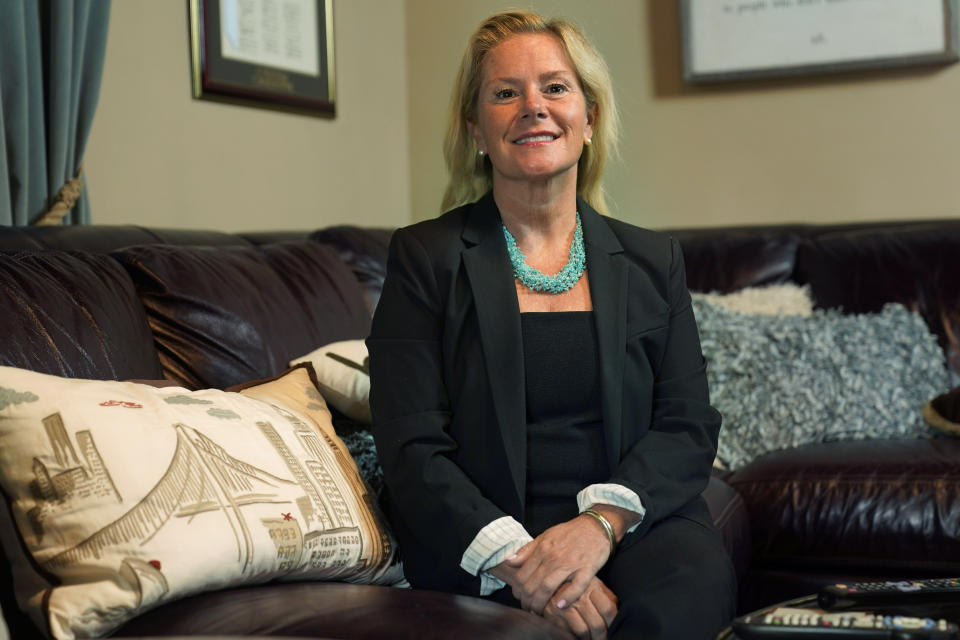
0, 364, 401, 640
692, 283, 814, 317
290, 340, 371, 423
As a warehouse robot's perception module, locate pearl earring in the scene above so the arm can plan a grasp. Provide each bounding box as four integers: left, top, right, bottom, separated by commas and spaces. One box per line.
478, 150, 485, 158
584, 138, 592, 147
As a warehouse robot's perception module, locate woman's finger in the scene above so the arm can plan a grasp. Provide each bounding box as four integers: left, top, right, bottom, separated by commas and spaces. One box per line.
588, 579, 619, 629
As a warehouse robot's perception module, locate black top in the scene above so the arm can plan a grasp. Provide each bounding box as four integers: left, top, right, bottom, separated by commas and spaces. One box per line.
521, 311, 607, 535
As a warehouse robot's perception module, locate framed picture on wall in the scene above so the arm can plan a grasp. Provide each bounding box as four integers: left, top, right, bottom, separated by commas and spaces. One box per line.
681, 0, 959, 83
189, 0, 335, 116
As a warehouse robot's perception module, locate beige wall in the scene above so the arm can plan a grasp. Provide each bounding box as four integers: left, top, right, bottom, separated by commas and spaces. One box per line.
86, 1, 960, 232
85, 0, 410, 232
407, 0, 960, 229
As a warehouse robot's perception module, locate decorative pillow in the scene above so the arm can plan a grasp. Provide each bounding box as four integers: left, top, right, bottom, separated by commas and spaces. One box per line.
693, 284, 814, 471
692, 283, 813, 317
694, 301, 950, 471
338, 430, 383, 496
0, 365, 401, 640
290, 340, 371, 423
923, 386, 960, 435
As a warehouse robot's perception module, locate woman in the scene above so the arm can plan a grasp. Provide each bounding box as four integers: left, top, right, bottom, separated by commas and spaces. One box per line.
368, 10, 736, 639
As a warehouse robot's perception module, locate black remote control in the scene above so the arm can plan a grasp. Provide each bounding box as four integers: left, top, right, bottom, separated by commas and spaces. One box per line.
820, 579, 960, 610
732, 607, 959, 639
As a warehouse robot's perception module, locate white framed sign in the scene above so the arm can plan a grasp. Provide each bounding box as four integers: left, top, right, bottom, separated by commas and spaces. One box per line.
681, 0, 959, 83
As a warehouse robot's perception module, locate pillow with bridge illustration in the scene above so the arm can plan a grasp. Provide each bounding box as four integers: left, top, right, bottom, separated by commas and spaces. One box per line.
0, 364, 402, 640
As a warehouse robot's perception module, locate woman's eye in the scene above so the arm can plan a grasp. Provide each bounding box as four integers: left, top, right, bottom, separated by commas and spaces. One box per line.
494, 89, 517, 99
546, 83, 567, 94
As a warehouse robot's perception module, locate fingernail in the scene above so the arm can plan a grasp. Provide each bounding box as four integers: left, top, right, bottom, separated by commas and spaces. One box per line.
507, 554, 517, 560
557, 599, 567, 609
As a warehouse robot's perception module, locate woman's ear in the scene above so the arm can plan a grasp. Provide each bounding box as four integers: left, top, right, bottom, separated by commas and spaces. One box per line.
466, 120, 486, 154
584, 105, 597, 142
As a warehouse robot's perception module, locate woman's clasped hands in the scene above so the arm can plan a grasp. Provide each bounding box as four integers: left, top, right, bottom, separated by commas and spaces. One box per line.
492, 514, 620, 639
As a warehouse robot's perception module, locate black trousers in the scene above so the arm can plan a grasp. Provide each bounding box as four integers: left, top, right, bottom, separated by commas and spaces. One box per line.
488, 499, 737, 640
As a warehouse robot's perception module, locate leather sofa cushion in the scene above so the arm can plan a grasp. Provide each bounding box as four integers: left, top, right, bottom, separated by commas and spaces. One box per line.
728, 438, 960, 574
665, 225, 805, 294
112, 242, 371, 390
311, 226, 393, 314
112, 582, 573, 639
0, 250, 162, 380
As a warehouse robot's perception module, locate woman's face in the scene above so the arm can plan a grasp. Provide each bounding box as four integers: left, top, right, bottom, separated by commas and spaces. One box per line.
469, 33, 595, 190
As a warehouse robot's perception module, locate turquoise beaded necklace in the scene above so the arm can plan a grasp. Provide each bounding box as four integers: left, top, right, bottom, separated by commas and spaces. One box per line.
502, 212, 586, 294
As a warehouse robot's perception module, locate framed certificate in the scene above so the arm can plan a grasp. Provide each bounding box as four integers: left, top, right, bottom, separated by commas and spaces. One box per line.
189, 0, 335, 116
681, 0, 959, 83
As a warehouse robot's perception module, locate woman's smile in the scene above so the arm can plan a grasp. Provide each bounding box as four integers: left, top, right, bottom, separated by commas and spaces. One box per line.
513, 132, 560, 145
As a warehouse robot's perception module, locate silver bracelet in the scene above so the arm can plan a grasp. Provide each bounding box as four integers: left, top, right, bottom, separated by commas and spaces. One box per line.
582, 509, 616, 555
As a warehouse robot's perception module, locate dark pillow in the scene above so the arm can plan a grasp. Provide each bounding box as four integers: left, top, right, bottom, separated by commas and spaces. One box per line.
111, 242, 370, 390
923, 386, 960, 435
0, 250, 162, 380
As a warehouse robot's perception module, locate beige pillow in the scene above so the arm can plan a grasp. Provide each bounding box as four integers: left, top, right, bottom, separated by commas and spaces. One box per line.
693, 283, 814, 317
290, 340, 371, 423
0, 364, 401, 640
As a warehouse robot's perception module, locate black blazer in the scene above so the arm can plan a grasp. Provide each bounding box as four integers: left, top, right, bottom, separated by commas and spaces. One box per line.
367, 193, 720, 595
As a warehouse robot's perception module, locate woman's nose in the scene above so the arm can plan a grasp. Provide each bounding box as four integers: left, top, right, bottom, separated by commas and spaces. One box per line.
522, 94, 546, 119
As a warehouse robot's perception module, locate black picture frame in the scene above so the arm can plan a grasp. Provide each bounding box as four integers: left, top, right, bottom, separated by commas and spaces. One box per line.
189, 0, 335, 117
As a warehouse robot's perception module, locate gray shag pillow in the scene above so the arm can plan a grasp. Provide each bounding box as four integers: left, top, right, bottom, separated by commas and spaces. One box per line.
340, 429, 383, 495
693, 300, 950, 470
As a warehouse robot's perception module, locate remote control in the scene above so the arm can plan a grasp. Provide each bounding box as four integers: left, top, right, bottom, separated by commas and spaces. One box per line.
820, 579, 960, 610
732, 607, 959, 639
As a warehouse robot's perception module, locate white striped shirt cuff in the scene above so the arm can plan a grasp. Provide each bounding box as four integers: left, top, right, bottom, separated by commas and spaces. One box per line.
577, 483, 646, 534
460, 516, 533, 596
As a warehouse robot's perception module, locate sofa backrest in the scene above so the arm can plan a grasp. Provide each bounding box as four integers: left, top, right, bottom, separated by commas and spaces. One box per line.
0, 249, 164, 380
795, 222, 960, 375
2, 219, 957, 380
665, 225, 807, 293
0, 226, 375, 389
110, 241, 371, 390
310, 226, 393, 315
0, 225, 254, 251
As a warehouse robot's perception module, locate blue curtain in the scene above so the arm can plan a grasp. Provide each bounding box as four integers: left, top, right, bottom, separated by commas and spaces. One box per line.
0, 1, 111, 226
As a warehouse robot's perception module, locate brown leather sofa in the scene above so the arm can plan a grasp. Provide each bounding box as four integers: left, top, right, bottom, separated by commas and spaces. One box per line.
0, 218, 958, 636
0, 225, 575, 640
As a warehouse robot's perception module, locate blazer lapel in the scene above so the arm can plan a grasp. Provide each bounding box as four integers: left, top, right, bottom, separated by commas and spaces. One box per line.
461, 194, 527, 511
579, 199, 627, 472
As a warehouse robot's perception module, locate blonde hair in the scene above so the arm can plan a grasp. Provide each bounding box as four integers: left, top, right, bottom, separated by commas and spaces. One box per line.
441, 9, 619, 213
